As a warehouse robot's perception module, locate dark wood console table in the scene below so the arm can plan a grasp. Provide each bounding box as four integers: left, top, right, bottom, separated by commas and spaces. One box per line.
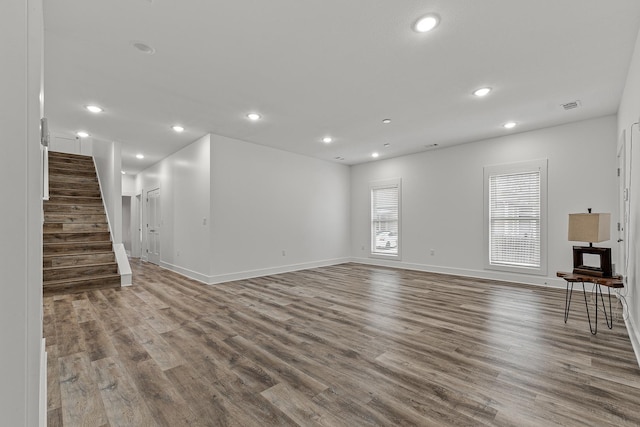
557, 272, 624, 335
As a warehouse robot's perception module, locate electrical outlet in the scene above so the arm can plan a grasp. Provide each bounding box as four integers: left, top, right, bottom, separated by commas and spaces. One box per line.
430, 249, 435, 256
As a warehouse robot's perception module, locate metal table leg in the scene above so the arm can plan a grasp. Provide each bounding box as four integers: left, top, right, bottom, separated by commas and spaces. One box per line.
564, 281, 574, 323
581, 281, 597, 335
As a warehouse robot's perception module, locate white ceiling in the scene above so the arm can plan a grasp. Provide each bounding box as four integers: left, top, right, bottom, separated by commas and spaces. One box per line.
44, 0, 640, 174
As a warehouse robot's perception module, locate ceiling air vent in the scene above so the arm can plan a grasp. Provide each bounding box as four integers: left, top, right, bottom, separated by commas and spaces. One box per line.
561, 100, 581, 110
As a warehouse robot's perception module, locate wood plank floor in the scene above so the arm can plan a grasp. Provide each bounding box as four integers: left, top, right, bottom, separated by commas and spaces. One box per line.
44, 261, 640, 426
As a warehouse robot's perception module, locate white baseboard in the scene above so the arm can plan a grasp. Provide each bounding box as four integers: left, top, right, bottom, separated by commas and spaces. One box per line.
159, 258, 352, 286
159, 261, 210, 284
205, 257, 352, 285
40, 338, 46, 427
349, 257, 567, 289
624, 310, 640, 368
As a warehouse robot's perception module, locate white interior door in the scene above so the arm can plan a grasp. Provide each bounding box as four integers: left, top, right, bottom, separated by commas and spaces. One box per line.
147, 188, 161, 265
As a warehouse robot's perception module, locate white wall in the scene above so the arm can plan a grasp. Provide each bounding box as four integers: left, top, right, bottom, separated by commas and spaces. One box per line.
136, 134, 212, 280
209, 135, 351, 283
122, 196, 132, 253
0, 0, 43, 425
351, 116, 618, 287
618, 25, 640, 359
121, 173, 136, 196
93, 139, 122, 244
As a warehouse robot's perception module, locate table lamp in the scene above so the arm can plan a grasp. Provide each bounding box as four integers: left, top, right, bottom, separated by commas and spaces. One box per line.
568, 209, 612, 277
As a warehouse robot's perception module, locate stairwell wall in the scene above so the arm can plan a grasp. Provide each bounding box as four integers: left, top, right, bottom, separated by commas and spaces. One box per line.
93, 139, 122, 244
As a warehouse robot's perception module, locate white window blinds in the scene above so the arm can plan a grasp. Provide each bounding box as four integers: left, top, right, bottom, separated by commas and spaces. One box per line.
371, 181, 400, 256
488, 171, 541, 268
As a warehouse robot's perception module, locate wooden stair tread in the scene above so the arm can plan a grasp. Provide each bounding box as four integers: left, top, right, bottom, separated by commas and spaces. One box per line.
43, 261, 117, 269
43, 250, 114, 257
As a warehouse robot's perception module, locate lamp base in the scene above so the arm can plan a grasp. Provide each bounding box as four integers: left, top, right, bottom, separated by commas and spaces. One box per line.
572, 246, 612, 278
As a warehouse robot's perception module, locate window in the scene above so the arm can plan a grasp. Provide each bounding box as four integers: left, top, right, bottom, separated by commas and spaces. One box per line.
484, 160, 547, 275
371, 179, 401, 258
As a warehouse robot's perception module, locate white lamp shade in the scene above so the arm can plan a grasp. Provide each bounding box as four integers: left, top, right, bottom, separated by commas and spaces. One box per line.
568, 213, 610, 243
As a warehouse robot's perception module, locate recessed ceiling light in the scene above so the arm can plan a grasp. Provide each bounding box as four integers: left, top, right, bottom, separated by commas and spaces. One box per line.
414, 14, 440, 33
322, 136, 333, 144
503, 122, 517, 129
85, 105, 103, 113
76, 131, 90, 138
247, 112, 261, 121
172, 125, 185, 132
131, 41, 156, 55
372, 152, 379, 158
136, 153, 144, 159
121, 171, 126, 175
382, 119, 391, 124
473, 87, 492, 97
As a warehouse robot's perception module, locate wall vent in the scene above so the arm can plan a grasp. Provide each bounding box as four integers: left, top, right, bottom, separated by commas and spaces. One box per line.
561, 100, 581, 110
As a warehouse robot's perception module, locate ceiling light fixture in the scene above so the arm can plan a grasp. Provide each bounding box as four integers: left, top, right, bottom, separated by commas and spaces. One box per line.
322, 136, 333, 144
172, 125, 185, 132
76, 131, 90, 138
473, 87, 492, 97
503, 121, 517, 129
372, 152, 379, 158
247, 112, 261, 121
136, 153, 144, 159
121, 171, 126, 175
382, 119, 391, 124
85, 105, 103, 113
414, 14, 440, 33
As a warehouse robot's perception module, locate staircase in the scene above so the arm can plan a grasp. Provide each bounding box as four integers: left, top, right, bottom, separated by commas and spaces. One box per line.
43, 151, 120, 295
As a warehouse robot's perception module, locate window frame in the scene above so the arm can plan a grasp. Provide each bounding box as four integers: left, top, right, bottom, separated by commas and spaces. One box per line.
483, 159, 548, 275
370, 178, 402, 260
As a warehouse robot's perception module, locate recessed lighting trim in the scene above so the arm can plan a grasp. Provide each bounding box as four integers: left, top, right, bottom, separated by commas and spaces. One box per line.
473, 87, 492, 97
503, 121, 517, 129
372, 152, 380, 158
131, 41, 156, 55
85, 105, 103, 113
414, 14, 440, 33
76, 131, 90, 138
136, 153, 144, 159
247, 112, 261, 121
172, 125, 185, 132
382, 119, 391, 124
121, 171, 126, 175
322, 136, 333, 144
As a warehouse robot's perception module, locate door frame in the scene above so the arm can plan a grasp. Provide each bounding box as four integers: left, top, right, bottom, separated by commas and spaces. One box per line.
146, 187, 161, 265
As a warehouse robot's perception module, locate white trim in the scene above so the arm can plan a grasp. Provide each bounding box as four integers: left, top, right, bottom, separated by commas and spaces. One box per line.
370, 178, 402, 260
159, 261, 210, 284
624, 310, 640, 368
113, 243, 132, 286
351, 256, 566, 289
160, 258, 352, 286
39, 338, 46, 427
483, 159, 548, 276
